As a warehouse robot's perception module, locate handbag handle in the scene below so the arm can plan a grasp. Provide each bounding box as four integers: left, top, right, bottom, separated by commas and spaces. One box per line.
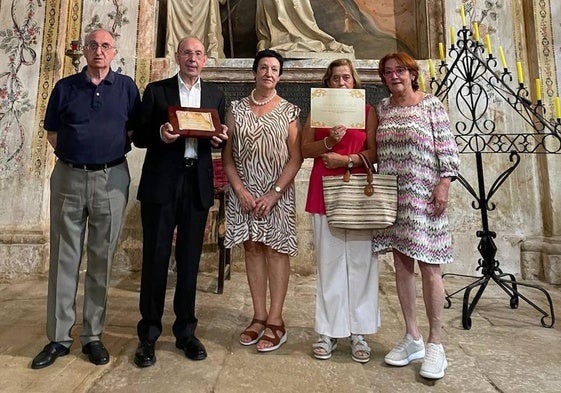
357, 152, 374, 174
356, 153, 375, 196
343, 153, 375, 180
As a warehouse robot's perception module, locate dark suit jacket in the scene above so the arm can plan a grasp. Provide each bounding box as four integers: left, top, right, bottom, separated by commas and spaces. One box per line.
132, 75, 226, 209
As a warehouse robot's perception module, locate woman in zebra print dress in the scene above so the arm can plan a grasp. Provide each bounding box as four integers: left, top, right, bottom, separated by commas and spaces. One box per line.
222, 50, 302, 352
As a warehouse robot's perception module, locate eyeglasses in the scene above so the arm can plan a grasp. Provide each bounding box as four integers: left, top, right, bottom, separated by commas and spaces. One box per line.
382, 67, 408, 77
179, 50, 205, 59
330, 74, 353, 83
85, 42, 115, 52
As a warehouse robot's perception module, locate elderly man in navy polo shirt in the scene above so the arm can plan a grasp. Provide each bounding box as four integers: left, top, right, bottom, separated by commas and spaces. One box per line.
31, 28, 141, 369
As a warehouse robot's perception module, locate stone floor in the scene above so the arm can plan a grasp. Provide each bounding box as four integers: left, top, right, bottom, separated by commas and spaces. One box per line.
1, 263, 560, 393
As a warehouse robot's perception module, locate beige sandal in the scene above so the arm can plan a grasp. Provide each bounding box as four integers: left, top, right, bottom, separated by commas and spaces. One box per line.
351, 334, 371, 363
312, 335, 338, 360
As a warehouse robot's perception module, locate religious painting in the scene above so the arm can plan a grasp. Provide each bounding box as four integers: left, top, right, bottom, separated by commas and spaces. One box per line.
309, 0, 419, 59
219, 0, 427, 59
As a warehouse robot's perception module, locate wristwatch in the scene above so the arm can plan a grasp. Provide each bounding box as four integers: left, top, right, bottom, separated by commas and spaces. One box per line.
274, 185, 282, 193
347, 155, 354, 169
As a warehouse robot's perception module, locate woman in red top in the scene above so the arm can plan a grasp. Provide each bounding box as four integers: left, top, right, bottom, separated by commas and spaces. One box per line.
302, 59, 379, 363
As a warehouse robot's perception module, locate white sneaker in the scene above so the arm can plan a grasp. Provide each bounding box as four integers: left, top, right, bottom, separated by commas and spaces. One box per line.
384, 334, 425, 366
419, 343, 448, 379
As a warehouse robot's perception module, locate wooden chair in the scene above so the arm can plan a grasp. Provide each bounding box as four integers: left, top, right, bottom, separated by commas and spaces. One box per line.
213, 158, 231, 294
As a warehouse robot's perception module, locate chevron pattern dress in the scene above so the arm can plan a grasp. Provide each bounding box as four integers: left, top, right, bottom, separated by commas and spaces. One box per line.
224, 97, 300, 256
372, 95, 460, 264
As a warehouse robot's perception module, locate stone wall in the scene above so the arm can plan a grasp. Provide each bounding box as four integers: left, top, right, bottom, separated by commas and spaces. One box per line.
1, 0, 561, 284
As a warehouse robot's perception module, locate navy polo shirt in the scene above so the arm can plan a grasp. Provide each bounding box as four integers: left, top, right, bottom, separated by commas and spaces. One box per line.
44, 68, 141, 164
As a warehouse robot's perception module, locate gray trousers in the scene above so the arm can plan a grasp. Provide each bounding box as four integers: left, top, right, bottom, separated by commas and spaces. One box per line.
47, 160, 130, 347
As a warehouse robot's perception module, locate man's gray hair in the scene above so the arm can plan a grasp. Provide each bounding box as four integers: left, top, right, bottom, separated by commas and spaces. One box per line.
83, 29, 116, 46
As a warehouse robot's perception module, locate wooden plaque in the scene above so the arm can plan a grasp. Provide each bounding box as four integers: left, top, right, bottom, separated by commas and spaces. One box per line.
168, 106, 221, 138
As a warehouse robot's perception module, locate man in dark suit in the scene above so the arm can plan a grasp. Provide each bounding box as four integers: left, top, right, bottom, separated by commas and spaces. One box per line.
131, 36, 227, 368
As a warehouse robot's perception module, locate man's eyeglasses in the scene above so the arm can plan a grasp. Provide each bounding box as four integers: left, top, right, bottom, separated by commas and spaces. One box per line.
179, 50, 205, 59
86, 42, 115, 52
382, 67, 408, 77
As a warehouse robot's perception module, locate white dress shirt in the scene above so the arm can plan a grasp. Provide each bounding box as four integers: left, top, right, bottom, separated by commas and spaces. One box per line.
178, 74, 201, 159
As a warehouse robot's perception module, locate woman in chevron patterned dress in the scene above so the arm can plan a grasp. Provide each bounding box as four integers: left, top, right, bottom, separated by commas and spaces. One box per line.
222, 49, 302, 353
371, 52, 460, 380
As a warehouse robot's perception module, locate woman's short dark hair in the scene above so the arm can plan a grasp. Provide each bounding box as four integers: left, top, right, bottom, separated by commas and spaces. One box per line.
378, 52, 420, 91
252, 49, 284, 75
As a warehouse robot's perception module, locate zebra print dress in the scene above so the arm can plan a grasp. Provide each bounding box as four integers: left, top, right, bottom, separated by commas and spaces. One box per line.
224, 97, 300, 256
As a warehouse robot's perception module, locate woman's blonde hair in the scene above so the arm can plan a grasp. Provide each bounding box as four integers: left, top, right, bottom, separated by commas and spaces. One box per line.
321, 58, 361, 88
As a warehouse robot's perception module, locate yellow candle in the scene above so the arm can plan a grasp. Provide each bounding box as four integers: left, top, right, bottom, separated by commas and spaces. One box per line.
498, 46, 507, 68
516, 61, 524, 84
535, 78, 542, 101
439, 42, 445, 61
460, 4, 466, 26
484, 34, 492, 54
428, 59, 435, 78
419, 73, 426, 92
450, 26, 456, 46
555, 97, 561, 119
472, 22, 480, 41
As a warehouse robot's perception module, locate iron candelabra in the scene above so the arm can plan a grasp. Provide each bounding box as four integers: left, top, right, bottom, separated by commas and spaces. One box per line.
431, 23, 556, 329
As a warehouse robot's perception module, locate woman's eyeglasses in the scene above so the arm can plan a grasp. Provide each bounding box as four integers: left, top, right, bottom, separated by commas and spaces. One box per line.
382, 67, 408, 77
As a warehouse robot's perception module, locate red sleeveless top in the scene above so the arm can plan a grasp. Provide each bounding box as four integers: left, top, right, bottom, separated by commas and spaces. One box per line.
305, 104, 371, 215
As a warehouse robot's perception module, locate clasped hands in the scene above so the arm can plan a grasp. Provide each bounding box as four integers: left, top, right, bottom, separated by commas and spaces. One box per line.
160, 122, 228, 147
237, 188, 280, 218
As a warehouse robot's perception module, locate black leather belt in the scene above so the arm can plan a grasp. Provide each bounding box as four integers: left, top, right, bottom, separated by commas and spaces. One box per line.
183, 157, 198, 168
62, 156, 125, 171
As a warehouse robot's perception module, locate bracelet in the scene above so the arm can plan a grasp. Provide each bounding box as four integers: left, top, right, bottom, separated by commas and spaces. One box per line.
323, 137, 333, 150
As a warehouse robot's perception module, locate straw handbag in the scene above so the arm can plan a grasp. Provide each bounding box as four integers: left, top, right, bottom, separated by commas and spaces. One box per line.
322, 153, 397, 230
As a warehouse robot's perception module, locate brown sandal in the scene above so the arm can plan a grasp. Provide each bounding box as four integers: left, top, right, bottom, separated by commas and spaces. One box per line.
239, 318, 267, 346
256, 323, 287, 352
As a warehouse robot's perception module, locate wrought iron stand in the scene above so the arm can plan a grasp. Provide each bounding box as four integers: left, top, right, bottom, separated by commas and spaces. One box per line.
433, 25, 557, 329
443, 151, 555, 329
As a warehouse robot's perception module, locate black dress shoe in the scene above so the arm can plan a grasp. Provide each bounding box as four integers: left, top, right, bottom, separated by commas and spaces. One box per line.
31, 342, 70, 369
176, 336, 207, 360
82, 341, 110, 365
134, 340, 156, 368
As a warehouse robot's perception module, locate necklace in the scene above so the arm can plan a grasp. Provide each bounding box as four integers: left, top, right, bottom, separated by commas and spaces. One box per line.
250, 89, 277, 106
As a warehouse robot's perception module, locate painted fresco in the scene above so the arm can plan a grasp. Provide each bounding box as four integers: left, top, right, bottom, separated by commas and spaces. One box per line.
309, 0, 416, 58
78, 0, 140, 76
219, 0, 418, 59
0, 0, 44, 176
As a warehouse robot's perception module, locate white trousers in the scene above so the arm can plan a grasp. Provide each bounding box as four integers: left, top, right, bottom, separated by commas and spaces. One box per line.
313, 214, 380, 338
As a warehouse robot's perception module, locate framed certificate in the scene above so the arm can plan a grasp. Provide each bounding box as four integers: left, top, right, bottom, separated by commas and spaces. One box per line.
168, 106, 222, 138
310, 88, 366, 129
